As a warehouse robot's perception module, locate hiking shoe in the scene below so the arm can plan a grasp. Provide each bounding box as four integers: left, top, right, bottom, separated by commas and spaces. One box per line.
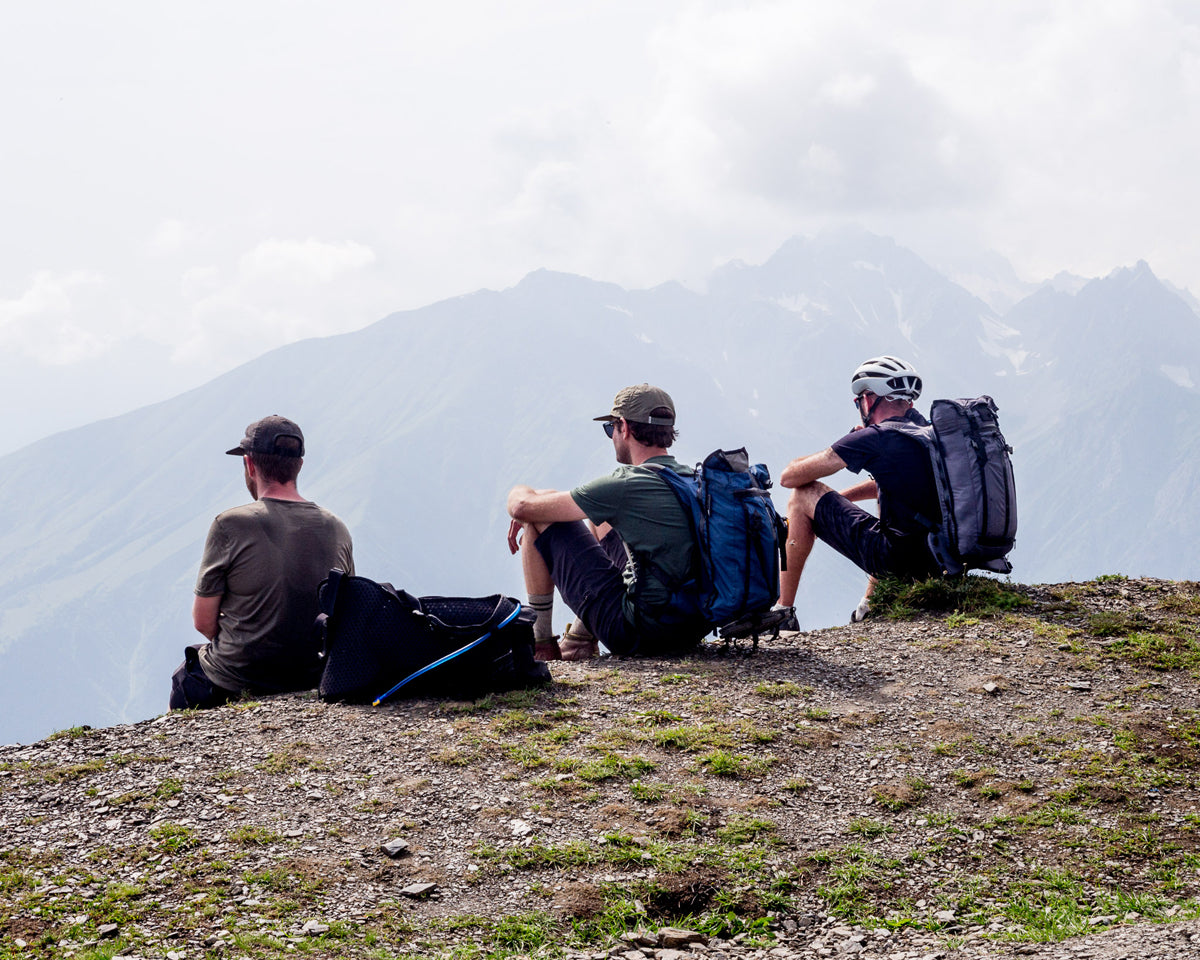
849, 596, 871, 623
559, 623, 598, 661
772, 605, 799, 632
560, 637, 598, 660
534, 637, 562, 661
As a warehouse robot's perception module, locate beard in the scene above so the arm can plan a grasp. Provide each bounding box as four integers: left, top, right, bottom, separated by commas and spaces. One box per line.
243, 461, 258, 500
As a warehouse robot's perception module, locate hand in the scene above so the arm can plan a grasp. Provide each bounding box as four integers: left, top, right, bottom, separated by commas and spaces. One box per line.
507, 518, 524, 555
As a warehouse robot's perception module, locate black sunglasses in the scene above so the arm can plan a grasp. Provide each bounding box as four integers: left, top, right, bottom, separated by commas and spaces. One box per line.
603, 420, 620, 438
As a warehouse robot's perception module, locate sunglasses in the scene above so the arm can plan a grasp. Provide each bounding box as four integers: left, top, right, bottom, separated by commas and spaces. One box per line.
603, 420, 620, 438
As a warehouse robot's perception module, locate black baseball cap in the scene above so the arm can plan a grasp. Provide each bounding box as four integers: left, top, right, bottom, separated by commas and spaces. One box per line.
225, 415, 305, 458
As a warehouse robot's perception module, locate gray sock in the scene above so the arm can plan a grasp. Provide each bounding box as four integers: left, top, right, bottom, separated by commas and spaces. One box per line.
528, 593, 554, 640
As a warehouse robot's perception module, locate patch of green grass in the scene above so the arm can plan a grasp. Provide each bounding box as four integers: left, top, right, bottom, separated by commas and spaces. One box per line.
754, 680, 805, 700
871, 574, 1029, 619
153, 778, 183, 799
1088, 610, 1151, 637
47, 724, 95, 741
1101, 631, 1200, 671
716, 815, 778, 845
635, 709, 683, 725
493, 910, 558, 951
150, 822, 200, 853
576, 753, 656, 782
847, 817, 890, 838
697, 750, 775, 778
630, 781, 666, 802
228, 825, 282, 847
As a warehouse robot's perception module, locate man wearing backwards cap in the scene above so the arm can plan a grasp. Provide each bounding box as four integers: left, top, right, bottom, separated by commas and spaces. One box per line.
169, 415, 354, 709
506, 384, 709, 660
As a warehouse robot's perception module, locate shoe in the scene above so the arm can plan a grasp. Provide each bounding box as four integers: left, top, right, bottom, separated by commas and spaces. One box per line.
772, 605, 799, 632
849, 596, 871, 623
534, 637, 562, 661
559, 622, 598, 661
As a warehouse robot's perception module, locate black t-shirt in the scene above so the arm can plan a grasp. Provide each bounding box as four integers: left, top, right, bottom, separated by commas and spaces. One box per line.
831, 409, 940, 542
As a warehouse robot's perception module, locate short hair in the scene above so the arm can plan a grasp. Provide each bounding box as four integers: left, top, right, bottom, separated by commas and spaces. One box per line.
249, 436, 303, 484
627, 407, 678, 449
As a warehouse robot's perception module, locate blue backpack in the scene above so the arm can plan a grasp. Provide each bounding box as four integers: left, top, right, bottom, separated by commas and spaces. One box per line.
648, 449, 786, 628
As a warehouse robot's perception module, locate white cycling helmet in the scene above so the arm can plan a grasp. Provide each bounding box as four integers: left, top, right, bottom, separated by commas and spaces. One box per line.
850, 355, 922, 401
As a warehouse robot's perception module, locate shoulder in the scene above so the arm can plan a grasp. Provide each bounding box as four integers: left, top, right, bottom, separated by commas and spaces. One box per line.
635, 455, 695, 477
211, 501, 265, 527
313, 503, 353, 539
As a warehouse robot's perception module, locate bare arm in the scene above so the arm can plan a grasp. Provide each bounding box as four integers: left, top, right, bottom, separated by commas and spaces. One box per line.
840, 478, 878, 502
192, 594, 221, 640
506, 486, 589, 554
780, 447, 848, 489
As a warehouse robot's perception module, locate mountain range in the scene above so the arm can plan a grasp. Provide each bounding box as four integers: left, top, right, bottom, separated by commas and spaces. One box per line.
1, 227, 1195, 744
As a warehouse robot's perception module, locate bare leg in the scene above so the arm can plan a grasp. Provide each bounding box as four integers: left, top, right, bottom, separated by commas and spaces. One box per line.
519, 521, 555, 597
778, 482, 833, 607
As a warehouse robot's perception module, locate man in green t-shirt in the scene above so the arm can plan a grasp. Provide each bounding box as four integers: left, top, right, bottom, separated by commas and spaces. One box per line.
506, 384, 709, 661
169, 416, 354, 709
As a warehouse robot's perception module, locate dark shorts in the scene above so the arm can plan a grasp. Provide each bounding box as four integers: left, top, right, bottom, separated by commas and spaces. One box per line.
169, 645, 239, 710
813, 492, 940, 579
534, 521, 702, 656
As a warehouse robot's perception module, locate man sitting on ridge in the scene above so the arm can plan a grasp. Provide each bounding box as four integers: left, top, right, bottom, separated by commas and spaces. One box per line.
775, 356, 941, 626
506, 384, 710, 661
170, 415, 354, 709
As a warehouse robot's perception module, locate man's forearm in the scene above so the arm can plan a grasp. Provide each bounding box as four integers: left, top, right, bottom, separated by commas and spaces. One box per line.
840, 479, 878, 502
780, 447, 847, 489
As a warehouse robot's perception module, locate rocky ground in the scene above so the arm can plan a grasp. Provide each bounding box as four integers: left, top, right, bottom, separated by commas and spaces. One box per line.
2, 576, 1200, 960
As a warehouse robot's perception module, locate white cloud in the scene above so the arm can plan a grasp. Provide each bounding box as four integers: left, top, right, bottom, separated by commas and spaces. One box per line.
3, 1, 1200, 451
0, 270, 107, 365
238, 239, 377, 285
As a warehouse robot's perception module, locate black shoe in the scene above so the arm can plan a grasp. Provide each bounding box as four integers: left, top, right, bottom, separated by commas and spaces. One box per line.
773, 605, 799, 632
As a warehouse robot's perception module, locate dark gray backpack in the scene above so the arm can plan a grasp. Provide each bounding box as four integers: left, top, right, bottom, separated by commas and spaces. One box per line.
879, 396, 1017, 575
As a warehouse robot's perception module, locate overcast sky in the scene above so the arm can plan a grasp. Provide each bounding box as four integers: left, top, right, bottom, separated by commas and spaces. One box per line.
2, 1, 1197, 452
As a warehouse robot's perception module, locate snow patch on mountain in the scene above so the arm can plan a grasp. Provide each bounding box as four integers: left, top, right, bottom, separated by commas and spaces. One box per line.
1161, 365, 1195, 389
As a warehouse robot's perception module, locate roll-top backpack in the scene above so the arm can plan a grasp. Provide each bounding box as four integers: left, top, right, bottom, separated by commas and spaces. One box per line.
878, 396, 1017, 575
647, 448, 787, 628
314, 570, 550, 704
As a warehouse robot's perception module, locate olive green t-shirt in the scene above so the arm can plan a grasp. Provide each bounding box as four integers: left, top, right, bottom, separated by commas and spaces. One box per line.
570, 456, 698, 632
195, 498, 354, 693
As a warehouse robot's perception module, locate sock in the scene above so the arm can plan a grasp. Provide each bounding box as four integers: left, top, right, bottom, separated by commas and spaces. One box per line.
528, 593, 554, 640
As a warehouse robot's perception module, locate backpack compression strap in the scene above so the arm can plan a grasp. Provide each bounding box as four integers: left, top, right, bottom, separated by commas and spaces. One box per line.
370, 602, 523, 706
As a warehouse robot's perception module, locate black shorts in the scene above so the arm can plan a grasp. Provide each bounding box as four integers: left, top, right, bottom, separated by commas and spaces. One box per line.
533, 522, 702, 656
169, 645, 238, 710
813, 491, 940, 579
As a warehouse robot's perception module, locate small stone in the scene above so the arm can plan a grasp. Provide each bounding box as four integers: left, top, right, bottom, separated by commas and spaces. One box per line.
1067, 681, 1093, 691
510, 819, 533, 837
381, 838, 409, 858
658, 927, 708, 949
301, 920, 329, 935
98, 923, 119, 939
934, 910, 956, 922
400, 882, 437, 898
982, 682, 999, 695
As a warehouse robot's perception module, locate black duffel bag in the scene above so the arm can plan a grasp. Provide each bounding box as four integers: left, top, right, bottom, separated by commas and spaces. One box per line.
315, 569, 550, 704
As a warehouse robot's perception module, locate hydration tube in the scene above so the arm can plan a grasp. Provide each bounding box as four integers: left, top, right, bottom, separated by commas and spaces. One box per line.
372, 602, 523, 706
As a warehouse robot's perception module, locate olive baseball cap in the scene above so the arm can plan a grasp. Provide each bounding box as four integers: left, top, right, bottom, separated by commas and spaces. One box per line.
594, 384, 676, 425
225, 415, 305, 458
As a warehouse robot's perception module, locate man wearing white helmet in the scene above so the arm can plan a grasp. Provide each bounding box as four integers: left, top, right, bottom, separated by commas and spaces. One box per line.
774, 356, 941, 625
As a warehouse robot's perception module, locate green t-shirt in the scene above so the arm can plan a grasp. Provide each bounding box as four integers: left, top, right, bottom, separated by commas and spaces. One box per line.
195, 498, 354, 693
570, 455, 699, 632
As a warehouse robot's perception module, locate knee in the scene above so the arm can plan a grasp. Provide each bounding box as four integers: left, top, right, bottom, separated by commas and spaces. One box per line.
788, 483, 830, 518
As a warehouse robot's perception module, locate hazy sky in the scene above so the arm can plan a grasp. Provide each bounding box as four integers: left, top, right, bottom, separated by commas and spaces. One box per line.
2, 1, 1197, 452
